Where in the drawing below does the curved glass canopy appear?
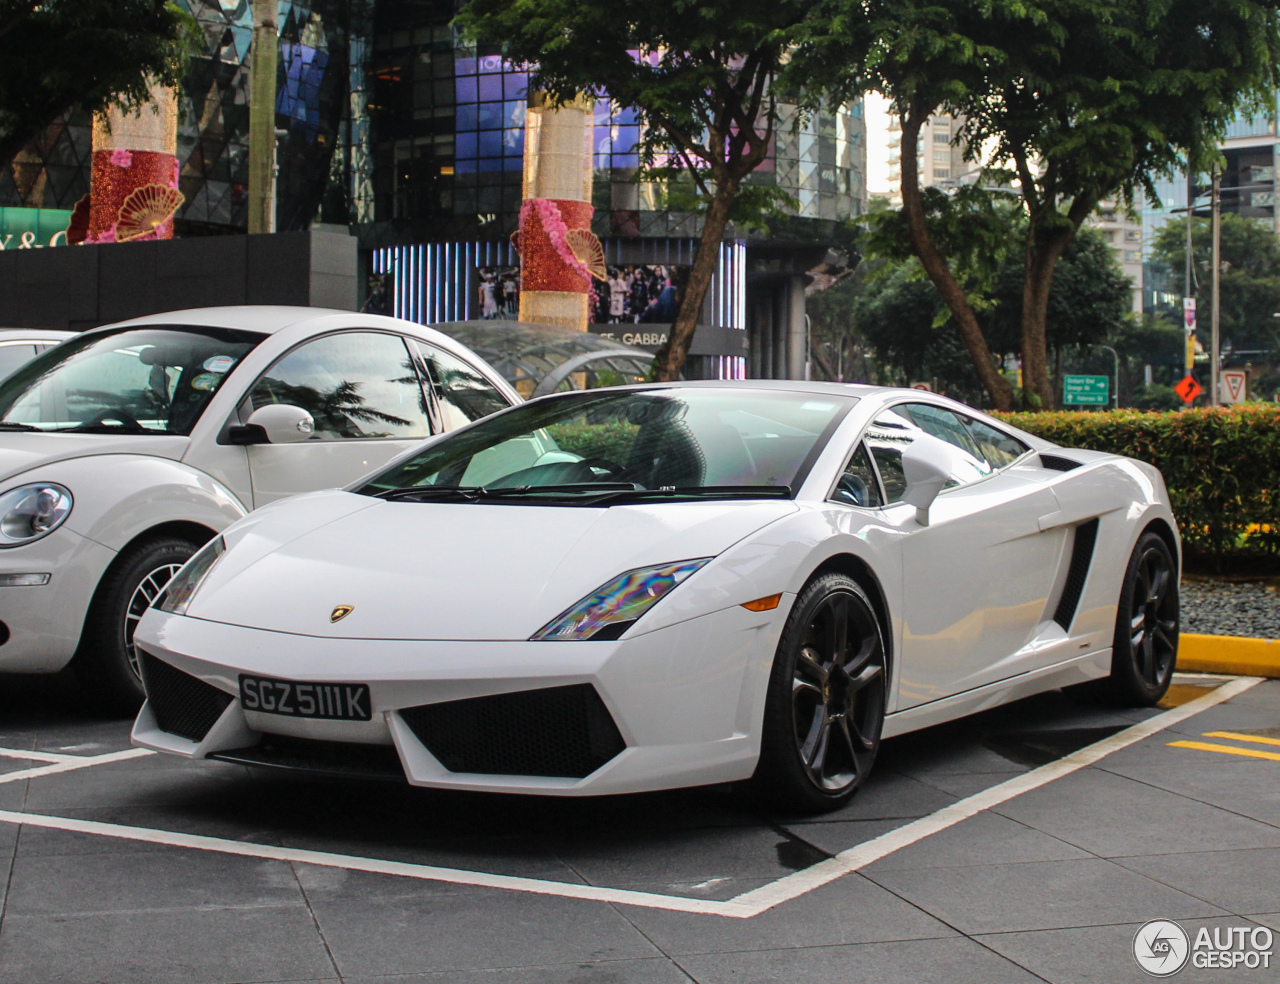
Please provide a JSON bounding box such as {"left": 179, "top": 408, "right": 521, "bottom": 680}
{"left": 430, "top": 320, "right": 654, "bottom": 399}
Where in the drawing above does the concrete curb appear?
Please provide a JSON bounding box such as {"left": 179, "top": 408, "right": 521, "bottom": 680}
{"left": 1178, "top": 632, "right": 1280, "bottom": 678}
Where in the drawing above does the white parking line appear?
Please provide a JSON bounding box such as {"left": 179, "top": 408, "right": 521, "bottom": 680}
{"left": 0, "top": 747, "right": 152, "bottom": 784}
{"left": 0, "top": 676, "right": 1260, "bottom": 918}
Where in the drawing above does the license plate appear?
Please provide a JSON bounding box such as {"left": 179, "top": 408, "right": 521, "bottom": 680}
{"left": 239, "top": 675, "right": 371, "bottom": 721}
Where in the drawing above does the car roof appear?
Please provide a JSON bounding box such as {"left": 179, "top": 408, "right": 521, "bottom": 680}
{"left": 559, "top": 378, "right": 928, "bottom": 402}
{"left": 0, "top": 328, "right": 75, "bottom": 340}
{"left": 108, "top": 306, "right": 400, "bottom": 335}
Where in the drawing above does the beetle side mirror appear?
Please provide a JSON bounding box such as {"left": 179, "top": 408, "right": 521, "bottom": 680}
{"left": 900, "top": 435, "right": 955, "bottom": 526}
{"left": 229, "top": 404, "right": 315, "bottom": 445}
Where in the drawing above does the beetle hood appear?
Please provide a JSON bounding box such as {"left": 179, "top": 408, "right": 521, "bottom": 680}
{"left": 0, "top": 434, "right": 189, "bottom": 485}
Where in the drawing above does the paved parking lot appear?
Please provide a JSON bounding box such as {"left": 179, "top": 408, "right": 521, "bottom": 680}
{"left": 0, "top": 672, "right": 1275, "bottom": 984}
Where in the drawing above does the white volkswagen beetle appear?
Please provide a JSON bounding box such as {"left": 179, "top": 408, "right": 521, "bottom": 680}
{"left": 131, "top": 382, "right": 1181, "bottom": 812}
{"left": 0, "top": 306, "right": 517, "bottom": 708}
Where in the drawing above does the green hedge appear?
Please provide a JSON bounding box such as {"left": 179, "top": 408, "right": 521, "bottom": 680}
{"left": 545, "top": 420, "right": 638, "bottom": 463}
{"left": 994, "top": 406, "right": 1280, "bottom": 560}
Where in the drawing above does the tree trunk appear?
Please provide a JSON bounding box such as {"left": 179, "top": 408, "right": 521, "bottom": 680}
{"left": 898, "top": 107, "right": 1013, "bottom": 410}
{"left": 653, "top": 172, "right": 739, "bottom": 381}
{"left": 1020, "top": 224, "right": 1074, "bottom": 409}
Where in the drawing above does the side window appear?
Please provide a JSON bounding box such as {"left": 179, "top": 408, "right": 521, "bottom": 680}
{"left": 864, "top": 404, "right": 991, "bottom": 503}
{"left": 960, "top": 414, "right": 1030, "bottom": 470}
{"left": 248, "top": 332, "right": 431, "bottom": 440}
{"left": 833, "top": 442, "right": 884, "bottom": 508}
{"left": 417, "top": 343, "right": 511, "bottom": 431}
{"left": 0, "top": 344, "right": 39, "bottom": 380}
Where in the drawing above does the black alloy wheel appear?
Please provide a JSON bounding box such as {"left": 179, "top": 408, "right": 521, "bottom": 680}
{"left": 1104, "top": 530, "right": 1179, "bottom": 706}
{"left": 752, "top": 573, "right": 887, "bottom": 813}
{"left": 74, "top": 535, "right": 200, "bottom": 714}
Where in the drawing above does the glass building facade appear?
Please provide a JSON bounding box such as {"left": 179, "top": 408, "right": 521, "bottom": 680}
{"left": 1141, "top": 95, "right": 1280, "bottom": 316}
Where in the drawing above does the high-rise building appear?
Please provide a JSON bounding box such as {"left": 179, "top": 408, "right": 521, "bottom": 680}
{"left": 1085, "top": 200, "right": 1145, "bottom": 314}
{"left": 884, "top": 112, "right": 975, "bottom": 203}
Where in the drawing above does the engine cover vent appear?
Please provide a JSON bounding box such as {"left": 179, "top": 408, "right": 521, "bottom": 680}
{"left": 139, "top": 651, "right": 233, "bottom": 743}
{"left": 1053, "top": 518, "right": 1100, "bottom": 630}
{"left": 1040, "top": 453, "right": 1082, "bottom": 472}
{"left": 400, "top": 684, "right": 626, "bottom": 779}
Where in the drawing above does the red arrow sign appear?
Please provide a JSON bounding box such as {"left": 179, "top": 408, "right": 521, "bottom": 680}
{"left": 1175, "top": 374, "right": 1203, "bottom": 404}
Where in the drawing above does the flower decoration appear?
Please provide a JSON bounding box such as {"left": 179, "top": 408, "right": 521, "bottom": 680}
{"left": 109, "top": 149, "right": 133, "bottom": 168}
{"left": 519, "top": 198, "right": 605, "bottom": 282}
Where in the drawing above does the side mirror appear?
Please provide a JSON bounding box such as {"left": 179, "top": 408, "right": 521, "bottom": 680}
{"left": 232, "top": 404, "right": 315, "bottom": 445}
{"left": 900, "top": 435, "right": 955, "bottom": 526}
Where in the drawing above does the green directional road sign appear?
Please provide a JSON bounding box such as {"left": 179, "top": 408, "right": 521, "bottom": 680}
{"left": 1063, "top": 374, "right": 1109, "bottom": 406}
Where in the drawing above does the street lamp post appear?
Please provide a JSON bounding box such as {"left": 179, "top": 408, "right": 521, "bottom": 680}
{"left": 1210, "top": 163, "right": 1222, "bottom": 406}
{"left": 1096, "top": 344, "right": 1120, "bottom": 408}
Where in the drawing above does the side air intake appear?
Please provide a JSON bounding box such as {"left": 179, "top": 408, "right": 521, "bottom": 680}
{"left": 139, "top": 651, "right": 233, "bottom": 743}
{"left": 1040, "top": 453, "right": 1082, "bottom": 472}
{"left": 1053, "top": 519, "right": 1100, "bottom": 630}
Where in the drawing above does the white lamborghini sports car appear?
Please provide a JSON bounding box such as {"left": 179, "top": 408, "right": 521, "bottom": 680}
{"left": 132, "top": 382, "right": 1180, "bottom": 811}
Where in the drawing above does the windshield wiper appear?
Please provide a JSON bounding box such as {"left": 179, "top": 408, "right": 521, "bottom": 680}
{"left": 0, "top": 422, "right": 39, "bottom": 431}
{"left": 62, "top": 422, "right": 154, "bottom": 435}
{"left": 372, "top": 483, "right": 639, "bottom": 502}
{"left": 574, "top": 485, "right": 793, "bottom": 506}
{"left": 373, "top": 485, "right": 486, "bottom": 501}
{"left": 481, "top": 483, "right": 639, "bottom": 498}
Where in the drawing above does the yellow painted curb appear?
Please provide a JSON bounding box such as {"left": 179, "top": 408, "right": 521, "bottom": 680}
{"left": 1177, "top": 633, "right": 1280, "bottom": 678}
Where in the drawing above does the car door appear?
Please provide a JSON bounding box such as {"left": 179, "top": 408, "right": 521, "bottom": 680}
{"left": 240, "top": 331, "right": 435, "bottom": 507}
{"left": 869, "top": 403, "right": 1069, "bottom": 708}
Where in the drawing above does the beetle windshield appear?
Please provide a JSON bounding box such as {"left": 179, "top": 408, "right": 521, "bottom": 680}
{"left": 0, "top": 325, "right": 264, "bottom": 435}
{"left": 360, "top": 387, "right": 855, "bottom": 502}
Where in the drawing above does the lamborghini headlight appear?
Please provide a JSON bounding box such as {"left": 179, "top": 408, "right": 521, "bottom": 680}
{"left": 156, "top": 536, "right": 225, "bottom": 616}
{"left": 532, "top": 558, "right": 712, "bottom": 641}
{"left": 0, "top": 483, "right": 72, "bottom": 547}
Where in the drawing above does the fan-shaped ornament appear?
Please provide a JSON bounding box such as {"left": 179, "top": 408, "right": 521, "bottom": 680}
{"left": 565, "top": 229, "right": 607, "bottom": 280}
{"left": 114, "top": 184, "right": 184, "bottom": 242}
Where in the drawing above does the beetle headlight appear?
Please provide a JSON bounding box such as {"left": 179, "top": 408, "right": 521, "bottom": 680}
{"left": 532, "top": 558, "right": 712, "bottom": 641}
{"left": 156, "top": 536, "right": 225, "bottom": 616}
{"left": 0, "top": 484, "right": 73, "bottom": 547}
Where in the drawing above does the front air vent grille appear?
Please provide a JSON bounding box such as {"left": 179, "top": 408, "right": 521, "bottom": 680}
{"left": 139, "top": 651, "right": 233, "bottom": 743}
{"left": 1040, "top": 453, "right": 1082, "bottom": 472}
{"left": 399, "top": 684, "right": 626, "bottom": 779}
{"left": 1053, "top": 518, "right": 1100, "bottom": 630}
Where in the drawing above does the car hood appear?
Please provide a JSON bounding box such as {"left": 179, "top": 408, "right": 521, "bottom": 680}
{"left": 0, "top": 433, "right": 188, "bottom": 484}
{"left": 186, "top": 490, "right": 797, "bottom": 640}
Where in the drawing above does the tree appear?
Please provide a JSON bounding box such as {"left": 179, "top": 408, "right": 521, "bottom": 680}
{"left": 0, "top": 1, "right": 201, "bottom": 171}
{"left": 456, "top": 0, "right": 810, "bottom": 379}
{"left": 841, "top": 215, "right": 1131, "bottom": 404}
{"left": 790, "top": 0, "right": 1280, "bottom": 409}
{"left": 1150, "top": 214, "right": 1280, "bottom": 357}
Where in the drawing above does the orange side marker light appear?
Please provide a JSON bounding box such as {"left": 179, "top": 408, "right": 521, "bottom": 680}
{"left": 741, "top": 593, "right": 782, "bottom": 612}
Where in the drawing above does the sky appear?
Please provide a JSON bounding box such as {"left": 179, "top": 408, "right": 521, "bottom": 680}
{"left": 864, "top": 92, "right": 892, "bottom": 195}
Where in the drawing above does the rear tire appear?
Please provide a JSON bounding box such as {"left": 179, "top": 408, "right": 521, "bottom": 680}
{"left": 1099, "top": 531, "right": 1179, "bottom": 706}
{"left": 750, "top": 573, "right": 887, "bottom": 814}
{"left": 74, "top": 535, "right": 200, "bottom": 715}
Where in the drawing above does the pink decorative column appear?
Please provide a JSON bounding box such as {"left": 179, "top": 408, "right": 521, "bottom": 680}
{"left": 73, "top": 84, "right": 183, "bottom": 245}
{"left": 516, "top": 92, "right": 604, "bottom": 330}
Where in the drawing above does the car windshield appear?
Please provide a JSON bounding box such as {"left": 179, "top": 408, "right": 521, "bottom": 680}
{"left": 0, "top": 325, "right": 264, "bottom": 435}
{"left": 360, "top": 387, "right": 855, "bottom": 503}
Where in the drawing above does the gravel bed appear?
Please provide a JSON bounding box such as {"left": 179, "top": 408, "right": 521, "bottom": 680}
{"left": 1180, "top": 579, "right": 1280, "bottom": 639}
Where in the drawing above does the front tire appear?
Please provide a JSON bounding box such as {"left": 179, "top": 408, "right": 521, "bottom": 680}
{"left": 751, "top": 573, "right": 887, "bottom": 813}
{"left": 74, "top": 535, "right": 200, "bottom": 714}
{"left": 1101, "top": 531, "right": 1179, "bottom": 706}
